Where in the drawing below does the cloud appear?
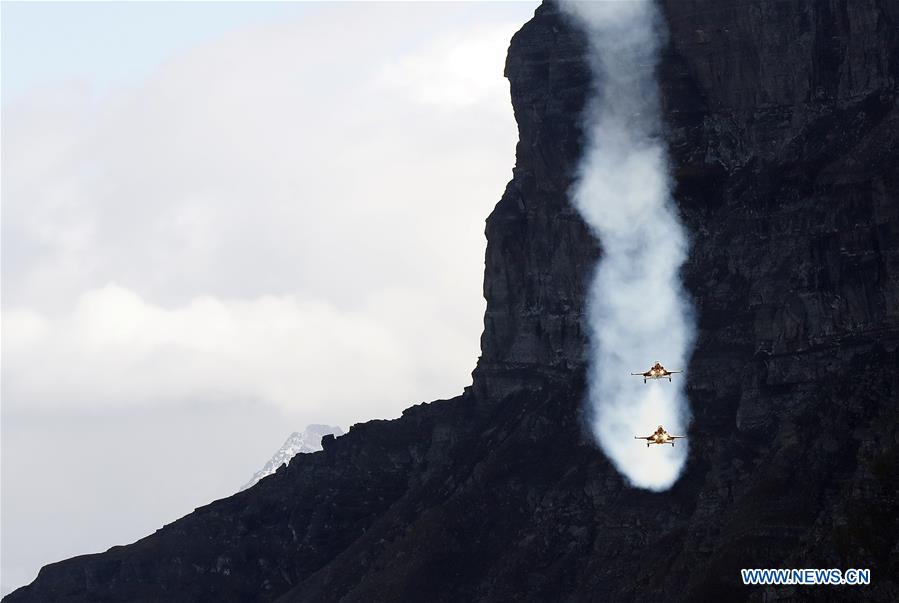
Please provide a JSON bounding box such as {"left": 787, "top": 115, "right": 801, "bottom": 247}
{"left": 2, "top": 7, "right": 531, "bottom": 422}
{"left": 3, "top": 284, "right": 450, "bottom": 422}
{"left": 379, "top": 23, "right": 518, "bottom": 109}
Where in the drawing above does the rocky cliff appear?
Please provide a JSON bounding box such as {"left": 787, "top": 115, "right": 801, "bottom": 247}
{"left": 7, "top": 1, "right": 898, "bottom": 601}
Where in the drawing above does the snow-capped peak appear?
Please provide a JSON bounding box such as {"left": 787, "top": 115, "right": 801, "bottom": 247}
{"left": 240, "top": 424, "right": 344, "bottom": 491}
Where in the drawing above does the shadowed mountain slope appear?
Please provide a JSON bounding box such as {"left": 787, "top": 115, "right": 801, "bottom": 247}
{"left": 7, "top": 1, "right": 898, "bottom": 601}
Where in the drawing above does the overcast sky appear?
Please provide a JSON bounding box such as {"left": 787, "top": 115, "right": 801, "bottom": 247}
{"left": 1, "top": 1, "right": 538, "bottom": 594}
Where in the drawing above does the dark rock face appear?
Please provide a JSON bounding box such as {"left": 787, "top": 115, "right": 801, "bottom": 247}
{"left": 7, "top": 1, "right": 898, "bottom": 601}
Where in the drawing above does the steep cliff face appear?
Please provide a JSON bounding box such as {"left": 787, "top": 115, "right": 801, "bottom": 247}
{"left": 7, "top": 1, "right": 898, "bottom": 602}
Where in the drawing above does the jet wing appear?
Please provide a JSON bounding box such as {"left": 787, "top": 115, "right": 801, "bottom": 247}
{"left": 634, "top": 435, "right": 653, "bottom": 440}
{"left": 668, "top": 435, "right": 686, "bottom": 439}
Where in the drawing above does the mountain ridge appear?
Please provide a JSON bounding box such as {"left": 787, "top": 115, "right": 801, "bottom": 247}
{"left": 240, "top": 425, "right": 344, "bottom": 492}
{"left": 6, "top": 1, "right": 898, "bottom": 601}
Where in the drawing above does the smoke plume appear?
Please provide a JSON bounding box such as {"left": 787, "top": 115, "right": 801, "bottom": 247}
{"left": 560, "top": 1, "right": 694, "bottom": 490}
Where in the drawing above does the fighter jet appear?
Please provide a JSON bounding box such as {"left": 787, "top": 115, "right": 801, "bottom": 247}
{"left": 635, "top": 425, "right": 685, "bottom": 448}
{"left": 631, "top": 361, "right": 682, "bottom": 383}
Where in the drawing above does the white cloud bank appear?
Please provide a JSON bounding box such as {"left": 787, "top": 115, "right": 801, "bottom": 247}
{"left": 4, "top": 284, "right": 435, "bottom": 418}
{"left": 2, "top": 5, "right": 532, "bottom": 425}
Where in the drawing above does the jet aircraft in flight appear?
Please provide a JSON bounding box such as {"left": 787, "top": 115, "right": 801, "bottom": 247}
{"left": 631, "top": 361, "right": 682, "bottom": 383}
{"left": 635, "top": 425, "right": 685, "bottom": 447}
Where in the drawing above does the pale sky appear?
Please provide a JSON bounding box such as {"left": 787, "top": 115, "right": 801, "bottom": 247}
{"left": 1, "top": 1, "right": 539, "bottom": 594}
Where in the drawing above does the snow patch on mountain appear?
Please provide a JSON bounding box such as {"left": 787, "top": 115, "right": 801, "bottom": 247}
{"left": 241, "top": 424, "right": 344, "bottom": 491}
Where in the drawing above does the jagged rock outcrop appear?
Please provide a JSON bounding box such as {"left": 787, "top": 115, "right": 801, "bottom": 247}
{"left": 7, "top": 1, "right": 898, "bottom": 601}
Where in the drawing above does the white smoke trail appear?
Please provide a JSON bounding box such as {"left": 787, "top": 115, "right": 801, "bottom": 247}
{"left": 559, "top": 1, "right": 694, "bottom": 490}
